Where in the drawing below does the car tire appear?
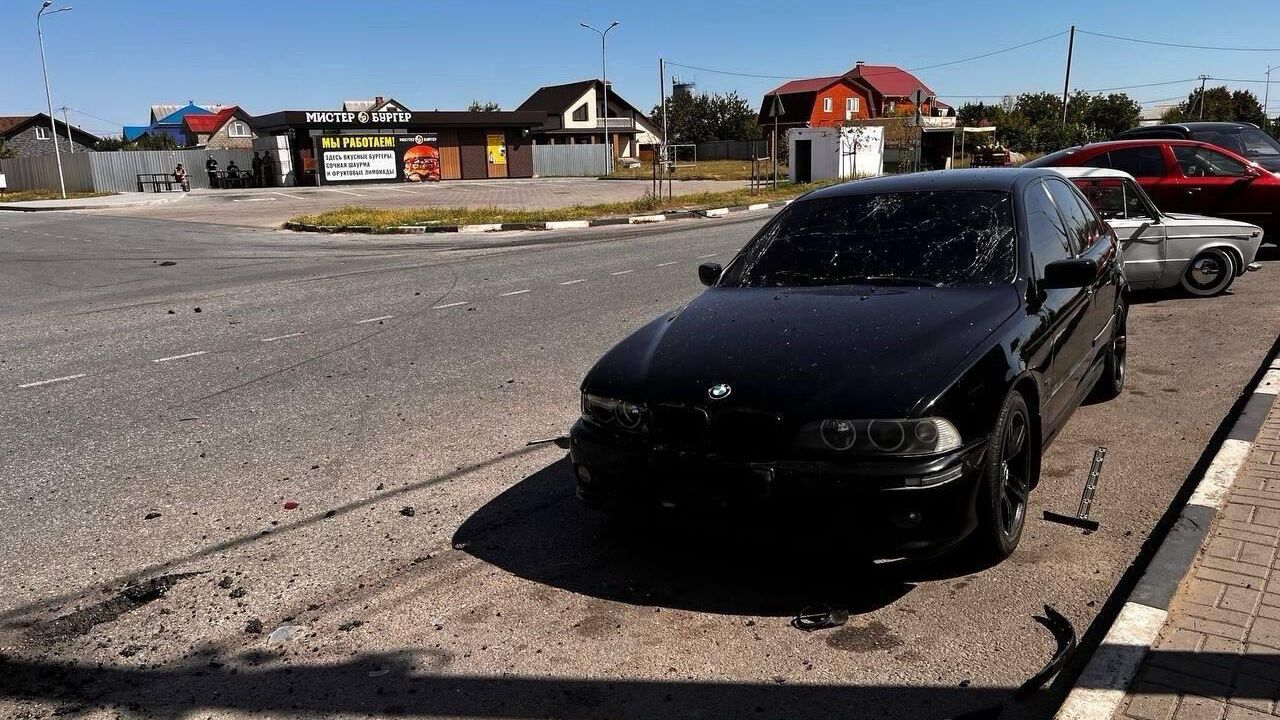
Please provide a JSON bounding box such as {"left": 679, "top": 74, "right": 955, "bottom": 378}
{"left": 1181, "top": 248, "right": 1235, "bottom": 297}
{"left": 1090, "top": 304, "right": 1127, "bottom": 402}
{"left": 972, "top": 390, "right": 1036, "bottom": 561}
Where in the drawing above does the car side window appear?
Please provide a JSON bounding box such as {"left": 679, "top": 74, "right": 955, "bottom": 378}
{"left": 1104, "top": 147, "right": 1167, "bottom": 177}
{"left": 1072, "top": 180, "right": 1125, "bottom": 220}
{"left": 1025, "top": 181, "right": 1074, "bottom": 276}
{"left": 1045, "top": 179, "right": 1091, "bottom": 252}
{"left": 1123, "top": 180, "right": 1157, "bottom": 220}
{"left": 1172, "top": 146, "right": 1248, "bottom": 177}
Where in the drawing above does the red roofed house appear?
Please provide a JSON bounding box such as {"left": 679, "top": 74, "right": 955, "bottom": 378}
{"left": 759, "top": 60, "right": 950, "bottom": 133}
{"left": 181, "top": 106, "right": 256, "bottom": 149}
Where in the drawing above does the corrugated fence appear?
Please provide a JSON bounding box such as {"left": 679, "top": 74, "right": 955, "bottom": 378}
{"left": 693, "top": 140, "right": 767, "bottom": 161}
{"left": 2, "top": 149, "right": 256, "bottom": 193}
{"left": 532, "top": 145, "right": 609, "bottom": 177}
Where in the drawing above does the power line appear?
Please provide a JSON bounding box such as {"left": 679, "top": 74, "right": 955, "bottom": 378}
{"left": 667, "top": 29, "right": 1068, "bottom": 83}
{"left": 64, "top": 107, "right": 126, "bottom": 129}
{"left": 1077, "top": 29, "right": 1280, "bottom": 53}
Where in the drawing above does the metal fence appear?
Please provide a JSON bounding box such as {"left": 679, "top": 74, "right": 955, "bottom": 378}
{"left": 532, "top": 145, "right": 609, "bottom": 177}
{"left": 1, "top": 148, "right": 257, "bottom": 193}
{"left": 692, "top": 140, "right": 767, "bottom": 161}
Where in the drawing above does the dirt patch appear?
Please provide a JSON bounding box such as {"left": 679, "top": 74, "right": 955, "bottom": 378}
{"left": 31, "top": 572, "right": 203, "bottom": 641}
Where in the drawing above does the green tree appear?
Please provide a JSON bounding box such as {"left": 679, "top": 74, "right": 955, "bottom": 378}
{"left": 467, "top": 100, "right": 501, "bottom": 112}
{"left": 1169, "top": 86, "right": 1235, "bottom": 122}
{"left": 130, "top": 133, "right": 180, "bottom": 151}
{"left": 1230, "top": 90, "right": 1267, "bottom": 126}
{"left": 94, "top": 135, "right": 128, "bottom": 151}
{"left": 652, "top": 90, "right": 761, "bottom": 144}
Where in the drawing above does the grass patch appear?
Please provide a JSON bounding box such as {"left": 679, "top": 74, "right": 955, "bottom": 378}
{"left": 605, "top": 159, "right": 786, "bottom": 181}
{"left": 292, "top": 181, "right": 834, "bottom": 229}
{"left": 0, "top": 189, "right": 113, "bottom": 203}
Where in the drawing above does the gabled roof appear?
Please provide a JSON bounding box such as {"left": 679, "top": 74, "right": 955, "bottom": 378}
{"left": 517, "top": 80, "right": 597, "bottom": 114}
{"left": 766, "top": 76, "right": 847, "bottom": 96}
{"left": 156, "top": 102, "right": 214, "bottom": 126}
{"left": 0, "top": 113, "right": 102, "bottom": 144}
{"left": 342, "top": 98, "right": 408, "bottom": 113}
{"left": 845, "top": 64, "right": 934, "bottom": 99}
{"left": 150, "top": 102, "right": 225, "bottom": 125}
{"left": 182, "top": 106, "right": 250, "bottom": 134}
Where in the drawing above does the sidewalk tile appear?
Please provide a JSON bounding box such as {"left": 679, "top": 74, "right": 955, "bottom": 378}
{"left": 1183, "top": 602, "right": 1252, "bottom": 630}
{"left": 1190, "top": 579, "right": 1228, "bottom": 606}
{"left": 1199, "top": 635, "right": 1245, "bottom": 670}
{"left": 1247, "top": 617, "right": 1280, "bottom": 647}
{"left": 1174, "top": 696, "right": 1227, "bottom": 720}
{"left": 1125, "top": 683, "right": 1180, "bottom": 720}
{"left": 1238, "top": 542, "right": 1275, "bottom": 567}
{"left": 1199, "top": 556, "right": 1270, "bottom": 580}
{"left": 1223, "top": 706, "right": 1274, "bottom": 720}
{"left": 1220, "top": 587, "right": 1262, "bottom": 614}
{"left": 1198, "top": 567, "right": 1265, "bottom": 590}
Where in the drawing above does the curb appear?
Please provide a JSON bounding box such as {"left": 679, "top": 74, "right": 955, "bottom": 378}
{"left": 282, "top": 200, "right": 792, "bottom": 235}
{"left": 0, "top": 193, "right": 187, "bottom": 213}
{"left": 1054, "top": 347, "right": 1280, "bottom": 720}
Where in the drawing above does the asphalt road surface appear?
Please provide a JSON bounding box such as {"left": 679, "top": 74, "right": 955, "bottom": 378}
{"left": 1, "top": 209, "right": 1278, "bottom": 720}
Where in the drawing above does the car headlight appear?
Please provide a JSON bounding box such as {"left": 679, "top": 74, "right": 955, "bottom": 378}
{"left": 798, "top": 418, "right": 961, "bottom": 456}
{"left": 581, "top": 393, "right": 648, "bottom": 432}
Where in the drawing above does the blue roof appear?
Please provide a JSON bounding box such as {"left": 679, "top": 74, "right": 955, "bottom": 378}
{"left": 123, "top": 126, "right": 149, "bottom": 141}
{"left": 156, "top": 102, "right": 212, "bottom": 127}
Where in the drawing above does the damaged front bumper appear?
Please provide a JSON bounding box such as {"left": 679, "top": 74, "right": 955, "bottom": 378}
{"left": 568, "top": 419, "right": 988, "bottom": 558}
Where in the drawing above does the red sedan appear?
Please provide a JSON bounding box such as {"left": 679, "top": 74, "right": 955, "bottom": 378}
{"left": 1027, "top": 139, "right": 1279, "bottom": 240}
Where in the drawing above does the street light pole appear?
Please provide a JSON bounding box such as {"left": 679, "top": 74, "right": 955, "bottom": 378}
{"left": 37, "top": 0, "right": 72, "bottom": 199}
{"left": 580, "top": 20, "right": 618, "bottom": 176}
{"left": 1265, "top": 66, "right": 1274, "bottom": 130}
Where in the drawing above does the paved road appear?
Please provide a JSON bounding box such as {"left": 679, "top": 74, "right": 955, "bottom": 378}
{"left": 86, "top": 177, "right": 752, "bottom": 228}
{"left": 1, "top": 209, "right": 1278, "bottom": 720}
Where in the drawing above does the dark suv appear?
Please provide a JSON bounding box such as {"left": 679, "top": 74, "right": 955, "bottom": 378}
{"left": 1117, "top": 122, "right": 1280, "bottom": 173}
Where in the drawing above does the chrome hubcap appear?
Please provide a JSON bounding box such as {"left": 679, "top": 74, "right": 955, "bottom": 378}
{"left": 1190, "top": 257, "right": 1224, "bottom": 286}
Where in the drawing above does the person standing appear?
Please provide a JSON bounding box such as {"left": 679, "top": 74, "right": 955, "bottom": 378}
{"left": 261, "top": 151, "right": 275, "bottom": 188}
{"left": 173, "top": 163, "right": 189, "bottom": 192}
{"left": 251, "top": 151, "right": 264, "bottom": 188}
{"left": 205, "top": 154, "right": 219, "bottom": 189}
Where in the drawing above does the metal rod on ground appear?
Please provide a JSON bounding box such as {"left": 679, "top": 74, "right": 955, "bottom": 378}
{"left": 1060, "top": 25, "right": 1075, "bottom": 126}
{"left": 1043, "top": 446, "right": 1107, "bottom": 533}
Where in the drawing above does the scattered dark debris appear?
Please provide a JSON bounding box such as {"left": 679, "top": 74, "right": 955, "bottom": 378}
{"left": 310, "top": 464, "right": 320, "bottom": 470}
{"left": 52, "top": 704, "right": 86, "bottom": 716}
{"left": 244, "top": 618, "right": 264, "bottom": 634}
{"left": 958, "top": 679, "right": 971, "bottom": 687}
{"left": 399, "top": 506, "right": 416, "bottom": 517}
{"left": 217, "top": 576, "right": 234, "bottom": 589}
{"left": 119, "top": 644, "right": 143, "bottom": 657}
{"left": 193, "top": 307, "right": 202, "bottom": 313}
{"left": 229, "top": 587, "right": 247, "bottom": 599}
{"left": 283, "top": 500, "right": 299, "bottom": 510}
{"left": 143, "top": 512, "right": 161, "bottom": 520}
{"left": 33, "top": 572, "right": 203, "bottom": 640}
{"left": 414, "top": 292, "right": 421, "bottom": 296}
{"left": 375, "top": 483, "right": 385, "bottom": 491}
{"left": 156, "top": 261, "right": 176, "bottom": 267}
{"left": 338, "top": 620, "right": 364, "bottom": 632}
{"left": 323, "top": 510, "right": 336, "bottom": 519}
{"left": 825, "top": 621, "right": 902, "bottom": 652}
{"left": 178, "top": 417, "right": 200, "bottom": 422}
{"left": 167, "top": 309, "right": 175, "bottom": 314}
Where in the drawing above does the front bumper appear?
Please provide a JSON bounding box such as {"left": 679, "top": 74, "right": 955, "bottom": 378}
{"left": 568, "top": 419, "right": 988, "bottom": 558}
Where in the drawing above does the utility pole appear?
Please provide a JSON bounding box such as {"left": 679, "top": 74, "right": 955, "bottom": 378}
{"left": 657, "top": 57, "right": 665, "bottom": 198}
{"left": 1060, "top": 25, "right": 1075, "bottom": 126}
{"left": 1197, "top": 75, "right": 1210, "bottom": 120}
{"left": 579, "top": 21, "right": 619, "bottom": 176}
{"left": 1265, "top": 66, "right": 1273, "bottom": 130}
{"left": 37, "top": 0, "right": 73, "bottom": 199}
{"left": 60, "top": 106, "right": 74, "bottom": 153}
{"left": 772, "top": 93, "right": 779, "bottom": 190}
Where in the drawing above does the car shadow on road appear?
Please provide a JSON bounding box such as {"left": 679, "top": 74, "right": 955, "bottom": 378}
{"left": 453, "top": 456, "right": 991, "bottom": 618}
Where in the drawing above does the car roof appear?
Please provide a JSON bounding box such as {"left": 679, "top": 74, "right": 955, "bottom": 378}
{"left": 1121, "top": 121, "right": 1259, "bottom": 133}
{"left": 1050, "top": 167, "right": 1136, "bottom": 181}
{"left": 801, "top": 168, "right": 1056, "bottom": 199}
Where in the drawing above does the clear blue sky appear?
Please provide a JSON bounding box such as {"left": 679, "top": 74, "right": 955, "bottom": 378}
{"left": 3, "top": 0, "right": 1279, "bottom": 137}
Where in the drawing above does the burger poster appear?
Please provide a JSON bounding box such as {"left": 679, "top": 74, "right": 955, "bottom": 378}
{"left": 317, "top": 134, "right": 440, "bottom": 184}
{"left": 397, "top": 134, "right": 441, "bottom": 183}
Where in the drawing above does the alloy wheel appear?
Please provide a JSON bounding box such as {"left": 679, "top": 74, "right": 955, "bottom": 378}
{"left": 998, "top": 410, "right": 1031, "bottom": 540}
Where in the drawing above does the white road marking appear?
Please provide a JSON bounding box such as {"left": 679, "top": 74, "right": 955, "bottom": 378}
{"left": 697, "top": 253, "right": 718, "bottom": 258}
{"left": 152, "top": 351, "right": 207, "bottom": 363}
{"left": 1055, "top": 602, "right": 1168, "bottom": 720}
{"left": 499, "top": 289, "right": 531, "bottom": 297}
{"left": 559, "top": 279, "right": 586, "bottom": 285}
{"left": 378, "top": 188, "right": 418, "bottom": 195}
{"left": 355, "top": 315, "right": 395, "bottom": 324}
{"left": 431, "top": 301, "right": 470, "bottom": 309}
{"left": 232, "top": 198, "right": 275, "bottom": 203}
{"left": 261, "top": 331, "right": 307, "bottom": 342}
{"left": 610, "top": 270, "right": 634, "bottom": 276}
{"left": 18, "top": 373, "right": 86, "bottom": 389}
{"left": 324, "top": 189, "right": 364, "bottom": 197}
{"left": 271, "top": 191, "right": 307, "bottom": 200}
{"left": 656, "top": 261, "right": 678, "bottom": 267}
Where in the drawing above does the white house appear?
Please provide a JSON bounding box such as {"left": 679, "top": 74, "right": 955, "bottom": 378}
{"left": 517, "top": 79, "right": 659, "bottom": 159}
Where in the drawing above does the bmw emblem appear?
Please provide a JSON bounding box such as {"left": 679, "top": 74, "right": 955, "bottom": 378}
{"left": 707, "top": 383, "right": 732, "bottom": 400}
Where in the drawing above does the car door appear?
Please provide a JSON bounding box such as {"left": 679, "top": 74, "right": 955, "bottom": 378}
{"left": 1071, "top": 176, "right": 1166, "bottom": 287}
{"left": 1091, "top": 144, "right": 1177, "bottom": 209}
{"left": 1168, "top": 145, "right": 1274, "bottom": 229}
{"left": 1024, "top": 180, "right": 1091, "bottom": 427}
{"left": 1045, "top": 178, "right": 1113, "bottom": 403}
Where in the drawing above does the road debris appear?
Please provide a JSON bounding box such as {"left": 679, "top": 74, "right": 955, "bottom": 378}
{"left": 526, "top": 435, "right": 571, "bottom": 449}
{"left": 283, "top": 500, "right": 300, "bottom": 510}
{"left": 1044, "top": 447, "right": 1107, "bottom": 533}
{"left": 143, "top": 512, "right": 161, "bottom": 520}
{"left": 156, "top": 261, "right": 176, "bottom": 267}
{"left": 400, "top": 506, "right": 415, "bottom": 517}
{"left": 338, "top": 620, "right": 364, "bottom": 631}
{"left": 1014, "top": 605, "right": 1077, "bottom": 699}
{"left": 244, "top": 618, "right": 263, "bottom": 634}
{"left": 791, "top": 606, "right": 850, "bottom": 632}
{"left": 267, "top": 625, "right": 302, "bottom": 645}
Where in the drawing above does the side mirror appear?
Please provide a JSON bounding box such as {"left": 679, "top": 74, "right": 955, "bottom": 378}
{"left": 698, "top": 262, "right": 723, "bottom": 287}
{"left": 1043, "top": 258, "right": 1098, "bottom": 289}
{"left": 1241, "top": 165, "right": 1261, "bottom": 181}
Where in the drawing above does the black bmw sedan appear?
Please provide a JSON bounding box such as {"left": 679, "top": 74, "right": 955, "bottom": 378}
{"left": 569, "top": 169, "right": 1127, "bottom": 561}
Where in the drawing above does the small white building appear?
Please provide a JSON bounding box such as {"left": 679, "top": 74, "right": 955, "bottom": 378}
{"left": 788, "top": 126, "right": 885, "bottom": 183}
{"left": 517, "top": 79, "right": 660, "bottom": 159}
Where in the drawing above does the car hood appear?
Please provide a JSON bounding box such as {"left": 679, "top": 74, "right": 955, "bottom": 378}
{"left": 1161, "top": 213, "right": 1264, "bottom": 234}
{"left": 584, "top": 284, "right": 1021, "bottom": 420}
